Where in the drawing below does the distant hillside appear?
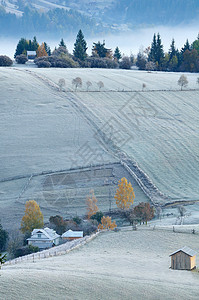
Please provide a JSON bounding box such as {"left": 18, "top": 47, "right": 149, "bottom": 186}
{"left": 103, "top": 0, "right": 199, "bottom": 26}
{"left": 0, "top": 0, "right": 198, "bottom": 37}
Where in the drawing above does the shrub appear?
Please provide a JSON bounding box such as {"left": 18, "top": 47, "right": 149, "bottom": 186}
{"left": 119, "top": 56, "right": 131, "bottom": 69}
{"left": 90, "top": 211, "right": 104, "bottom": 223}
{"left": 0, "top": 55, "right": 13, "bottom": 66}
{"left": 15, "top": 245, "right": 39, "bottom": 258}
{"left": 85, "top": 57, "right": 118, "bottom": 69}
{"left": 35, "top": 55, "right": 78, "bottom": 68}
{"left": 15, "top": 54, "right": 28, "bottom": 64}
{"left": 37, "top": 60, "right": 51, "bottom": 68}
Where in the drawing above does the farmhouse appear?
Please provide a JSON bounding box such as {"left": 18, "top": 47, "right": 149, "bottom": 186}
{"left": 27, "top": 227, "right": 60, "bottom": 249}
{"left": 62, "top": 229, "right": 83, "bottom": 240}
{"left": 170, "top": 246, "right": 197, "bottom": 270}
{"left": 27, "top": 51, "right": 36, "bottom": 60}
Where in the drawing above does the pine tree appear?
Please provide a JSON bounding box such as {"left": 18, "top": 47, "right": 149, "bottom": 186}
{"left": 92, "top": 41, "right": 111, "bottom": 58}
{"left": 32, "top": 36, "right": 39, "bottom": 51}
{"left": 169, "top": 39, "right": 177, "bottom": 59}
{"left": 59, "top": 38, "right": 66, "bottom": 48}
{"left": 73, "top": 29, "right": 87, "bottom": 61}
{"left": 148, "top": 34, "right": 157, "bottom": 62}
{"left": 114, "top": 46, "right": 122, "bottom": 61}
{"left": 14, "top": 38, "right": 28, "bottom": 58}
{"left": 156, "top": 33, "right": 164, "bottom": 68}
{"left": 44, "top": 42, "right": 51, "bottom": 56}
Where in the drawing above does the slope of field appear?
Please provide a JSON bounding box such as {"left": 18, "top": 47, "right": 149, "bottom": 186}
{"left": 1, "top": 229, "right": 199, "bottom": 299}
{"left": 1, "top": 67, "right": 199, "bottom": 228}
{"left": 32, "top": 68, "right": 199, "bottom": 202}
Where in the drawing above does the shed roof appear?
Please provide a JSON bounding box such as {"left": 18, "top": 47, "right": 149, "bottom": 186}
{"left": 170, "top": 246, "right": 197, "bottom": 257}
{"left": 27, "top": 51, "right": 36, "bottom": 55}
{"left": 62, "top": 229, "right": 83, "bottom": 238}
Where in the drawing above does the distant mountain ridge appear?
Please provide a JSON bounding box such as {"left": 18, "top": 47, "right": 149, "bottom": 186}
{"left": 0, "top": 0, "right": 198, "bottom": 37}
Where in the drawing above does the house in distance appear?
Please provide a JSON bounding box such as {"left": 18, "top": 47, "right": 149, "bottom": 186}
{"left": 62, "top": 229, "right": 83, "bottom": 241}
{"left": 27, "top": 227, "right": 60, "bottom": 250}
{"left": 170, "top": 246, "right": 197, "bottom": 270}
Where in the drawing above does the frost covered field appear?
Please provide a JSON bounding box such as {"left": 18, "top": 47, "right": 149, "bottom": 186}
{"left": 1, "top": 229, "right": 199, "bottom": 300}
{"left": 0, "top": 67, "right": 199, "bottom": 228}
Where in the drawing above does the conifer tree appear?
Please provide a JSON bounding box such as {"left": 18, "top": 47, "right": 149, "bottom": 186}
{"left": 32, "top": 36, "right": 39, "bottom": 51}
{"left": 156, "top": 33, "right": 164, "bottom": 67}
{"left": 114, "top": 46, "right": 122, "bottom": 61}
{"left": 148, "top": 34, "right": 157, "bottom": 62}
{"left": 59, "top": 38, "right": 66, "bottom": 48}
{"left": 44, "top": 42, "right": 51, "bottom": 56}
{"left": 73, "top": 29, "right": 87, "bottom": 61}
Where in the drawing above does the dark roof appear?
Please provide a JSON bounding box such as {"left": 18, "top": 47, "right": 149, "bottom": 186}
{"left": 170, "top": 246, "right": 197, "bottom": 257}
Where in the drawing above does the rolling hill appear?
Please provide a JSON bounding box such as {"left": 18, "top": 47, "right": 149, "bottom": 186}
{"left": 0, "top": 67, "right": 199, "bottom": 229}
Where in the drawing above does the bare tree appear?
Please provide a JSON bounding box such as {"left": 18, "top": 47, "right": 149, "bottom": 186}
{"left": 178, "top": 205, "right": 186, "bottom": 217}
{"left": 178, "top": 74, "right": 188, "bottom": 90}
{"left": 156, "top": 205, "right": 162, "bottom": 220}
{"left": 97, "top": 81, "right": 104, "bottom": 91}
{"left": 86, "top": 81, "right": 92, "bottom": 91}
{"left": 197, "top": 77, "right": 199, "bottom": 87}
{"left": 7, "top": 230, "right": 24, "bottom": 258}
{"left": 142, "top": 83, "right": 146, "bottom": 91}
{"left": 145, "top": 61, "right": 156, "bottom": 72}
{"left": 72, "top": 77, "right": 82, "bottom": 91}
{"left": 58, "top": 78, "right": 66, "bottom": 91}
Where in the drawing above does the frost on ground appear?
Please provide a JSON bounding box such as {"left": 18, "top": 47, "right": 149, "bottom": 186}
{"left": 1, "top": 67, "right": 199, "bottom": 229}
{"left": 1, "top": 229, "right": 199, "bottom": 300}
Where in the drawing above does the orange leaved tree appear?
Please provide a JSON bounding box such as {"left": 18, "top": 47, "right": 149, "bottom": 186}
{"left": 98, "top": 216, "right": 117, "bottom": 230}
{"left": 36, "top": 43, "right": 48, "bottom": 57}
{"left": 114, "top": 177, "right": 135, "bottom": 210}
{"left": 21, "top": 200, "right": 44, "bottom": 234}
{"left": 86, "top": 190, "right": 99, "bottom": 219}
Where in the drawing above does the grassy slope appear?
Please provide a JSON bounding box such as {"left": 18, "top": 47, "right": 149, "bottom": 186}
{"left": 1, "top": 229, "right": 199, "bottom": 299}
{"left": 34, "top": 68, "right": 199, "bottom": 202}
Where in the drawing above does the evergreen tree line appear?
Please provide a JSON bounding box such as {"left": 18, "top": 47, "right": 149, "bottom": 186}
{"left": 13, "top": 31, "right": 199, "bottom": 73}
{"left": 136, "top": 33, "right": 199, "bottom": 73}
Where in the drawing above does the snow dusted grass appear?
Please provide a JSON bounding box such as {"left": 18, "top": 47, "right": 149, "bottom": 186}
{"left": 1, "top": 229, "right": 199, "bottom": 299}
{"left": 1, "top": 67, "right": 199, "bottom": 229}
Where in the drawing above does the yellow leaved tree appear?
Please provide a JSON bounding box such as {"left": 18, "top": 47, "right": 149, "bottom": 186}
{"left": 98, "top": 216, "right": 117, "bottom": 230}
{"left": 86, "top": 190, "right": 99, "bottom": 219}
{"left": 21, "top": 200, "right": 44, "bottom": 234}
{"left": 114, "top": 177, "right": 135, "bottom": 210}
{"left": 36, "top": 42, "right": 48, "bottom": 57}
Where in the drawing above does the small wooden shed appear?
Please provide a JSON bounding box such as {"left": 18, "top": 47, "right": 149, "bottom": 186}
{"left": 27, "top": 51, "right": 36, "bottom": 60}
{"left": 170, "top": 246, "right": 197, "bottom": 270}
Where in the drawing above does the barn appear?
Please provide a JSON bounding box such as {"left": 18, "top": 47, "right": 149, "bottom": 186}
{"left": 170, "top": 246, "right": 197, "bottom": 270}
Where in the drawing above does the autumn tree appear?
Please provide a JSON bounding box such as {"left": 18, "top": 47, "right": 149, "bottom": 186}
{"left": 37, "top": 42, "right": 48, "bottom": 57}
{"left": 86, "top": 190, "right": 99, "bottom": 219}
{"left": 98, "top": 216, "right": 117, "bottom": 230}
{"left": 21, "top": 200, "right": 44, "bottom": 234}
{"left": 178, "top": 74, "right": 188, "bottom": 90}
{"left": 133, "top": 202, "right": 154, "bottom": 225}
{"left": 114, "top": 177, "right": 135, "bottom": 210}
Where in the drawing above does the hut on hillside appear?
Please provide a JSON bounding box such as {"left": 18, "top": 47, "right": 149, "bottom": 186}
{"left": 170, "top": 246, "right": 196, "bottom": 270}
{"left": 27, "top": 51, "right": 36, "bottom": 60}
